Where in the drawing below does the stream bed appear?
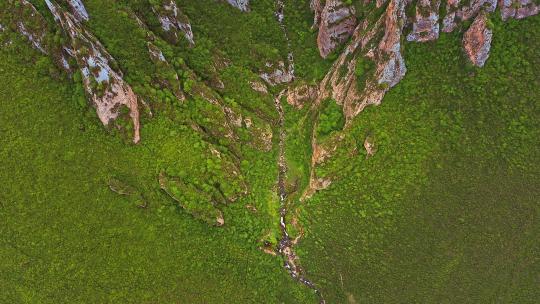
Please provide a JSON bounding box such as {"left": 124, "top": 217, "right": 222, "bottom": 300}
{"left": 274, "top": 90, "right": 325, "bottom": 304}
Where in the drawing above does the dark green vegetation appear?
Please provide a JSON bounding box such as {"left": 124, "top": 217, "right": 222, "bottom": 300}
{"left": 1, "top": 0, "right": 539, "bottom": 303}
{"left": 299, "top": 15, "right": 540, "bottom": 303}
{"left": 316, "top": 99, "right": 345, "bottom": 138}
{"left": 0, "top": 0, "right": 318, "bottom": 303}
{"left": 0, "top": 32, "right": 317, "bottom": 304}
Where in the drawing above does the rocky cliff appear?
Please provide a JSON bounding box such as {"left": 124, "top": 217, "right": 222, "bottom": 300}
{"left": 3, "top": 0, "right": 538, "bottom": 224}
{"left": 46, "top": 0, "right": 141, "bottom": 143}
{"left": 311, "top": 0, "right": 358, "bottom": 58}
{"left": 303, "top": 0, "right": 539, "bottom": 196}
{"left": 312, "top": 0, "right": 538, "bottom": 122}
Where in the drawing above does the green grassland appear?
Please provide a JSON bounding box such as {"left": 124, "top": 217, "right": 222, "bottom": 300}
{"left": 0, "top": 0, "right": 539, "bottom": 303}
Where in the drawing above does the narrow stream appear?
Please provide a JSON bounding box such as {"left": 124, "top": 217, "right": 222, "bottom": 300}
{"left": 274, "top": 90, "right": 325, "bottom": 303}
{"left": 271, "top": 3, "right": 325, "bottom": 302}
{"left": 275, "top": 0, "right": 295, "bottom": 79}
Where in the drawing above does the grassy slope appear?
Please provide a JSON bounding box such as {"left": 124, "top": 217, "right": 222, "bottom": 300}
{"left": 1, "top": 0, "right": 539, "bottom": 303}
{"left": 298, "top": 16, "right": 540, "bottom": 303}
{"left": 0, "top": 30, "right": 316, "bottom": 304}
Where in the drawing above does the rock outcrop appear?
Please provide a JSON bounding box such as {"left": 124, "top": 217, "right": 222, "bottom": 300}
{"left": 12, "top": 0, "right": 49, "bottom": 54}
{"left": 249, "top": 81, "right": 268, "bottom": 94}
{"left": 463, "top": 13, "right": 493, "bottom": 67}
{"left": 364, "top": 136, "right": 376, "bottom": 158}
{"left": 442, "top": 0, "right": 497, "bottom": 32}
{"left": 312, "top": 0, "right": 357, "bottom": 58}
{"left": 305, "top": 0, "right": 540, "bottom": 198}
{"left": 65, "top": 0, "right": 89, "bottom": 22}
{"left": 226, "top": 0, "right": 250, "bottom": 12}
{"left": 260, "top": 60, "right": 294, "bottom": 85}
{"left": 500, "top": 0, "right": 540, "bottom": 20}
{"left": 147, "top": 42, "right": 186, "bottom": 101}
{"left": 46, "top": 0, "right": 141, "bottom": 143}
{"left": 310, "top": 0, "right": 323, "bottom": 29}
{"left": 407, "top": 0, "right": 440, "bottom": 42}
{"left": 152, "top": 0, "right": 194, "bottom": 46}
{"left": 317, "top": 0, "right": 407, "bottom": 121}
{"left": 287, "top": 84, "right": 318, "bottom": 109}
{"left": 313, "top": 0, "right": 539, "bottom": 122}
{"left": 5, "top": 0, "right": 72, "bottom": 71}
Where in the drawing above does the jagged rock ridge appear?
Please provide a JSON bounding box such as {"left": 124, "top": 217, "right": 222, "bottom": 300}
{"left": 46, "top": 0, "right": 141, "bottom": 143}
{"left": 311, "top": 0, "right": 358, "bottom": 58}
{"left": 463, "top": 12, "right": 493, "bottom": 67}
{"left": 303, "top": 0, "right": 539, "bottom": 197}
{"left": 152, "top": 0, "right": 195, "bottom": 46}
{"left": 65, "top": 0, "right": 90, "bottom": 22}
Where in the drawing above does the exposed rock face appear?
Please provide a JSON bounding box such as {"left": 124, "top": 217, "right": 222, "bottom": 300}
{"left": 301, "top": 134, "right": 342, "bottom": 200}
{"left": 6, "top": 0, "right": 72, "bottom": 71}
{"left": 226, "top": 0, "right": 250, "bottom": 12}
{"left": 463, "top": 13, "right": 493, "bottom": 67}
{"left": 442, "top": 0, "right": 461, "bottom": 32}
{"left": 152, "top": 0, "right": 194, "bottom": 46}
{"left": 458, "top": 0, "right": 497, "bottom": 21}
{"left": 249, "top": 81, "right": 268, "bottom": 94}
{"left": 260, "top": 61, "right": 294, "bottom": 85}
{"left": 442, "top": 0, "right": 497, "bottom": 32}
{"left": 304, "top": 0, "right": 539, "bottom": 198}
{"left": 46, "top": 0, "right": 141, "bottom": 143}
{"left": 364, "top": 136, "right": 376, "bottom": 158}
{"left": 317, "top": 0, "right": 407, "bottom": 121}
{"left": 500, "top": 0, "right": 540, "bottom": 20}
{"left": 407, "top": 0, "right": 440, "bottom": 42}
{"left": 314, "top": 0, "right": 539, "bottom": 122}
{"left": 287, "top": 84, "right": 318, "bottom": 109}
{"left": 313, "top": 0, "right": 357, "bottom": 58}
{"left": 65, "top": 0, "right": 89, "bottom": 22}
{"left": 13, "top": 0, "right": 48, "bottom": 54}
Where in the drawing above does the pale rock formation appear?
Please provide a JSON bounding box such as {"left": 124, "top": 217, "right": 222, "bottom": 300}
{"left": 463, "top": 13, "right": 493, "bottom": 67}
{"left": 260, "top": 61, "right": 294, "bottom": 85}
{"left": 65, "top": 0, "right": 89, "bottom": 22}
{"left": 7, "top": 1, "right": 72, "bottom": 71}
{"left": 153, "top": 0, "right": 194, "bottom": 46}
{"left": 226, "top": 0, "right": 250, "bottom": 12}
{"left": 147, "top": 42, "right": 166, "bottom": 63}
{"left": 46, "top": 0, "right": 141, "bottom": 143}
{"left": 313, "top": 0, "right": 357, "bottom": 58}
{"left": 301, "top": 134, "right": 343, "bottom": 200}
{"left": 364, "top": 136, "right": 376, "bottom": 158}
{"left": 458, "top": 0, "right": 497, "bottom": 21}
{"left": 147, "top": 42, "right": 185, "bottom": 101}
{"left": 317, "top": 0, "right": 407, "bottom": 121}
{"left": 249, "top": 81, "right": 268, "bottom": 94}
{"left": 442, "top": 0, "right": 497, "bottom": 32}
{"left": 407, "top": 0, "right": 440, "bottom": 42}
{"left": 14, "top": 0, "right": 48, "bottom": 53}
{"left": 442, "top": 0, "right": 461, "bottom": 32}
{"left": 500, "top": 0, "right": 540, "bottom": 20}
{"left": 310, "top": 0, "right": 323, "bottom": 29}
